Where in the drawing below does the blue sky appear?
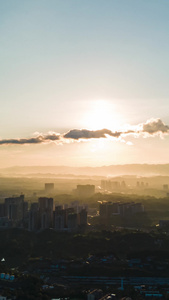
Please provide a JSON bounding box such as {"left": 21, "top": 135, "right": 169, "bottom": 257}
{"left": 0, "top": 0, "right": 169, "bottom": 166}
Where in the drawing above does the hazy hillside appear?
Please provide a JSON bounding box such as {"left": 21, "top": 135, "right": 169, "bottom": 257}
{"left": 1, "top": 164, "right": 169, "bottom": 176}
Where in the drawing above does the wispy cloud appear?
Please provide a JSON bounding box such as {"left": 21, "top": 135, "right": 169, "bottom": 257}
{"left": 0, "top": 118, "right": 168, "bottom": 146}
{"left": 0, "top": 133, "right": 60, "bottom": 145}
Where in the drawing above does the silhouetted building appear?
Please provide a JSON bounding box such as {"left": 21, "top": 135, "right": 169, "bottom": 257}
{"left": 76, "top": 184, "right": 95, "bottom": 198}
{"left": 101, "top": 180, "right": 124, "bottom": 191}
{"left": 28, "top": 198, "right": 88, "bottom": 232}
{"left": 5, "top": 195, "right": 25, "bottom": 221}
{"left": 99, "top": 201, "right": 119, "bottom": 218}
{"left": 131, "top": 202, "right": 144, "bottom": 214}
{"left": 67, "top": 213, "right": 78, "bottom": 230}
{"left": 28, "top": 202, "right": 39, "bottom": 231}
{"left": 39, "top": 197, "right": 53, "bottom": 229}
{"left": 78, "top": 209, "right": 87, "bottom": 226}
{"left": 54, "top": 204, "right": 87, "bottom": 232}
{"left": 23, "top": 201, "right": 28, "bottom": 220}
{"left": 0, "top": 203, "right": 5, "bottom": 217}
{"left": 53, "top": 206, "right": 65, "bottom": 230}
{"left": 99, "top": 201, "right": 144, "bottom": 218}
{"left": 45, "top": 183, "right": 54, "bottom": 193}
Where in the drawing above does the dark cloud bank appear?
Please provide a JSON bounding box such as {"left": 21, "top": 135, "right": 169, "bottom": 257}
{"left": 0, "top": 118, "right": 168, "bottom": 145}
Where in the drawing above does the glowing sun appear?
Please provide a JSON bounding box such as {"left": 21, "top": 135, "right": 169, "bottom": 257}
{"left": 82, "top": 100, "right": 122, "bottom": 130}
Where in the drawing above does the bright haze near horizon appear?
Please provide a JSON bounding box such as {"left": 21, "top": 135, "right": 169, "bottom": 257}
{"left": 0, "top": 0, "right": 169, "bottom": 168}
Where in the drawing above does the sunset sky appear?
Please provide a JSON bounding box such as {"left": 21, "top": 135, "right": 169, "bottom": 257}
{"left": 0, "top": 0, "right": 169, "bottom": 167}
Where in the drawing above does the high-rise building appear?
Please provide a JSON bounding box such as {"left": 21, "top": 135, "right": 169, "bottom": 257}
{"left": 28, "top": 202, "right": 39, "bottom": 231}
{"left": 78, "top": 209, "right": 87, "bottom": 226}
{"left": 53, "top": 205, "right": 87, "bottom": 231}
{"left": 67, "top": 213, "right": 78, "bottom": 230}
{"left": 53, "top": 206, "right": 65, "bottom": 230}
{"left": 5, "top": 195, "right": 25, "bottom": 221}
{"left": 0, "top": 203, "right": 5, "bottom": 217}
{"left": 38, "top": 197, "right": 53, "bottom": 229}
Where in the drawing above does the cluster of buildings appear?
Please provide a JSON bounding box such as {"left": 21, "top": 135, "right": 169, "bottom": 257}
{"left": 99, "top": 201, "right": 144, "bottom": 218}
{"left": 0, "top": 195, "right": 88, "bottom": 232}
{"left": 29, "top": 198, "right": 87, "bottom": 231}
{"left": 136, "top": 181, "right": 149, "bottom": 188}
{"left": 101, "top": 180, "right": 126, "bottom": 191}
{"left": 101, "top": 180, "right": 150, "bottom": 191}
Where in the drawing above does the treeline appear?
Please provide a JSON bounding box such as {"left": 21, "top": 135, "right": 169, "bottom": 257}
{"left": 0, "top": 228, "right": 169, "bottom": 269}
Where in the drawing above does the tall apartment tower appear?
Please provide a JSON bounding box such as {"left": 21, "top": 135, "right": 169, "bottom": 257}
{"left": 28, "top": 202, "right": 39, "bottom": 231}
{"left": 5, "top": 195, "right": 25, "bottom": 221}
{"left": 38, "top": 197, "right": 53, "bottom": 229}
{"left": 53, "top": 206, "right": 65, "bottom": 230}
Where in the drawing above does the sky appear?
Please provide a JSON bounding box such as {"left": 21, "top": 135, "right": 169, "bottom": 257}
{"left": 0, "top": 0, "right": 169, "bottom": 167}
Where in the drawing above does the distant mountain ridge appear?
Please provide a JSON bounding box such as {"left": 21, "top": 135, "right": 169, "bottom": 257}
{"left": 1, "top": 164, "right": 169, "bottom": 176}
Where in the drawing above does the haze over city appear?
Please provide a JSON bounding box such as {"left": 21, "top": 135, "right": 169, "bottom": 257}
{"left": 1, "top": 0, "right": 169, "bottom": 168}
{"left": 2, "top": 2, "right": 169, "bottom": 299}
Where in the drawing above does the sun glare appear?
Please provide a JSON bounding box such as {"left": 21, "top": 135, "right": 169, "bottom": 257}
{"left": 82, "top": 100, "right": 123, "bottom": 130}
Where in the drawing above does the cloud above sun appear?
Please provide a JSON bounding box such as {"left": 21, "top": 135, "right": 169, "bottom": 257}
{"left": 0, "top": 118, "right": 168, "bottom": 145}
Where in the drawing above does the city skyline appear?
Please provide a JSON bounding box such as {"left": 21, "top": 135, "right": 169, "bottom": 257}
{"left": 1, "top": 0, "right": 169, "bottom": 167}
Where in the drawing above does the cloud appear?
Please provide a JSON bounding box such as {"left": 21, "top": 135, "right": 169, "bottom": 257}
{"left": 63, "top": 128, "right": 122, "bottom": 139}
{"left": 43, "top": 133, "right": 61, "bottom": 141}
{"left": 63, "top": 119, "right": 169, "bottom": 141}
{"left": 141, "top": 118, "right": 169, "bottom": 135}
{"left": 0, "top": 133, "right": 60, "bottom": 145}
{"left": 0, "top": 118, "right": 168, "bottom": 146}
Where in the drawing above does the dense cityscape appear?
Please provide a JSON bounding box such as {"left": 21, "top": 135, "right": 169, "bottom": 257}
{"left": 0, "top": 174, "right": 169, "bottom": 299}
{"left": 1, "top": 0, "right": 169, "bottom": 299}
